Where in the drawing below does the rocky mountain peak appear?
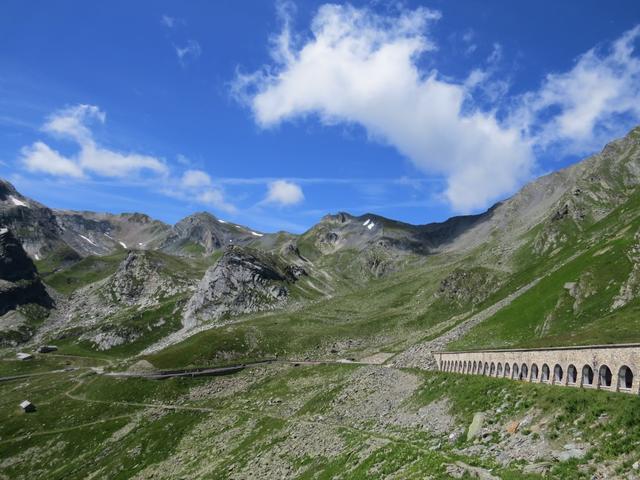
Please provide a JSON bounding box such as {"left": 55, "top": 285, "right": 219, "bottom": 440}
{"left": 121, "top": 213, "right": 154, "bottom": 224}
{"left": 320, "top": 212, "right": 355, "bottom": 224}
{"left": 182, "top": 246, "right": 296, "bottom": 329}
{"left": 106, "top": 250, "right": 187, "bottom": 306}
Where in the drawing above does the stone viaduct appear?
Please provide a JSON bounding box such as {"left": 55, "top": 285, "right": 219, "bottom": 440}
{"left": 435, "top": 343, "right": 640, "bottom": 394}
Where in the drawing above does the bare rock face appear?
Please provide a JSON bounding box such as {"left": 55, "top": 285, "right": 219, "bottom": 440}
{"left": 0, "top": 179, "right": 74, "bottom": 260}
{"left": 0, "top": 228, "right": 52, "bottom": 316}
{"left": 183, "top": 246, "right": 297, "bottom": 328}
{"left": 161, "top": 212, "right": 259, "bottom": 256}
{"left": 69, "top": 250, "right": 193, "bottom": 319}
{"left": 107, "top": 251, "right": 184, "bottom": 307}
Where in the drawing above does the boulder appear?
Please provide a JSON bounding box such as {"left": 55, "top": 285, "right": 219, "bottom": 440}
{"left": 467, "top": 412, "right": 486, "bottom": 441}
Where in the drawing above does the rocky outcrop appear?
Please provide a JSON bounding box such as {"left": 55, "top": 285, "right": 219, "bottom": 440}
{"left": 0, "top": 179, "right": 74, "bottom": 260}
{"left": 0, "top": 227, "right": 53, "bottom": 316}
{"left": 183, "top": 246, "right": 298, "bottom": 328}
{"left": 106, "top": 251, "right": 192, "bottom": 308}
{"left": 436, "top": 268, "right": 501, "bottom": 307}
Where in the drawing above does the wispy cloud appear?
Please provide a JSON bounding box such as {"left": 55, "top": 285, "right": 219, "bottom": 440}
{"left": 21, "top": 104, "right": 168, "bottom": 178}
{"left": 161, "top": 14, "right": 185, "bottom": 29}
{"left": 174, "top": 40, "right": 201, "bottom": 66}
{"left": 511, "top": 25, "right": 640, "bottom": 156}
{"left": 17, "top": 104, "right": 237, "bottom": 214}
{"left": 213, "top": 176, "right": 442, "bottom": 186}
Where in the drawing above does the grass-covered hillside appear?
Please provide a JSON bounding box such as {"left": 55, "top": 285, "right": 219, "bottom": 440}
{"left": 2, "top": 355, "right": 640, "bottom": 479}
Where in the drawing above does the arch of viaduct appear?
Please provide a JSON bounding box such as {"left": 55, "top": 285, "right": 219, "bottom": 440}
{"left": 435, "top": 343, "right": 640, "bottom": 394}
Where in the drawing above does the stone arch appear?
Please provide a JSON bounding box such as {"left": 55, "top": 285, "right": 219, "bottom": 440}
{"left": 599, "top": 365, "right": 612, "bottom": 388}
{"left": 512, "top": 363, "right": 519, "bottom": 380}
{"left": 472, "top": 361, "right": 477, "bottom": 374}
{"left": 484, "top": 362, "right": 489, "bottom": 376}
{"left": 520, "top": 363, "right": 528, "bottom": 381}
{"left": 553, "top": 364, "right": 564, "bottom": 384}
{"left": 582, "top": 365, "right": 594, "bottom": 386}
{"left": 618, "top": 365, "right": 633, "bottom": 390}
{"left": 497, "top": 362, "right": 503, "bottom": 377}
{"left": 504, "top": 363, "right": 511, "bottom": 378}
{"left": 530, "top": 364, "right": 539, "bottom": 382}
{"left": 459, "top": 361, "right": 463, "bottom": 373}
{"left": 541, "top": 364, "right": 550, "bottom": 382}
{"left": 463, "top": 361, "right": 468, "bottom": 373}
{"left": 490, "top": 362, "right": 496, "bottom": 376}
{"left": 567, "top": 364, "right": 577, "bottom": 384}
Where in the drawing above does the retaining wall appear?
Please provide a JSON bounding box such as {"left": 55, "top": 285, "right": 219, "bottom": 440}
{"left": 435, "top": 344, "right": 640, "bottom": 394}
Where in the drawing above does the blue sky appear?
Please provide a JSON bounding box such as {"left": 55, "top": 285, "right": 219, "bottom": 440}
{"left": 2, "top": 1, "right": 640, "bottom": 233}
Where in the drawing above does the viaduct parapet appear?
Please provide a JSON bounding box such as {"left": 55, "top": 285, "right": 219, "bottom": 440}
{"left": 435, "top": 343, "right": 640, "bottom": 394}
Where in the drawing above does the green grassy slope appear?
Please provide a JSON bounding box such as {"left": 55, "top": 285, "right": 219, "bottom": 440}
{"left": 144, "top": 258, "right": 465, "bottom": 368}
{"left": 2, "top": 360, "right": 640, "bottom": 479}
{"left": 450, "top": 191, "right": 640, "bottom": 350}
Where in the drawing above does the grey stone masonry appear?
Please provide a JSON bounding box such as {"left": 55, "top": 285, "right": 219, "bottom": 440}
{"left": 436, "top": 343, "right": 640, "bottom": 394}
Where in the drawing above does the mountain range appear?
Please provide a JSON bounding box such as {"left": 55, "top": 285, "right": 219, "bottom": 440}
{"left": 2, "top": 126, "right": 640, "bottom": 362}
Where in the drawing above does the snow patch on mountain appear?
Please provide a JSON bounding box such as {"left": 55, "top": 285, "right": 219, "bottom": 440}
{"left": 9, "top": 196, "right": 28, "bottom": 207}
{"left": 80, "top": 234, "right": 97, "bottom": 247}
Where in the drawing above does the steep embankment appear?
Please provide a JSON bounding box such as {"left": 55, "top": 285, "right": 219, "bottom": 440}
{"left": 0, "top": 228, "right": 53, "bottom": 345}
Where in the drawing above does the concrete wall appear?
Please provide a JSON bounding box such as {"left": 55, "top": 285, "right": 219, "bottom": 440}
{"left": 435, "top": 344, "right": 640, "bottom": 394}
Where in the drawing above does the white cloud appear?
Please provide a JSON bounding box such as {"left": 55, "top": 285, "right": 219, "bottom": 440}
{"left": 236, "top": 5, "right": 640, "bottom": 213}
{"left": 265, "top": 180, "right": 304, "bottom": 206}
{"left": 181, "top": 169, "right": 212, "bottom": 188}
{"left": 172, "top": 169, "right": 237, "bottom": 213}
{"left": 20, "top": 104, "right": 168, "bottom": 179}
{"left": 43, "top": 104, "right": 105, "bottom": 143}
{"left": 196, "top": 189, "right": 237, "bottom": 213}
{"left": 174, "top": 40, "right": 201, "bottom": 65}
{"left": 513, "top": 25, "right": 640, "bottom": 155}
{"left": 19, "top": 105, "right": 238, "bottom": 215}
{"left": 21, "top": 141, "right": 84, "bottom": 178}
{"left": 234, "top": 4, "right": 533, "bottom": 213}
{"left": 78, "top": 144, "right": 167, "bottom": 178}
